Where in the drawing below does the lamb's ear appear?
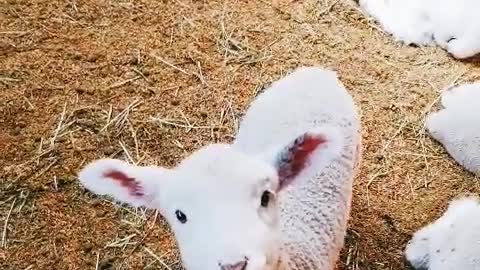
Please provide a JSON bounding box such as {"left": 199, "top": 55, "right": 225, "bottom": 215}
{"left": 78, "top": 159, "right": 168, "bottom": 208}
{"left": 270, "top": 127, "right": 344, "bottom": 190}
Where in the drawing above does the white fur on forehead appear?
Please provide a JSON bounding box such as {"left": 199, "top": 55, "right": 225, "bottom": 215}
{"left": 440, "top": 82, "right": 480, "bottom": 109}
{"left": 425, "top": 82, "right": 480, "bottom": 175}
{"left": 359, "top": 0, "right": 480, "bottom": 59}
{"left": 442, "top": 196, "right": 480, "bottom": 219}
{"left": 405, "top": 196, "right": 480, "bottom": 270}
{"left": 173, "top": 144, "right": 278, "bottom": 190}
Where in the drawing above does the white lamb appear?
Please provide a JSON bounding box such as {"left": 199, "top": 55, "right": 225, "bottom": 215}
{"left": 358, "top": 0, "right": 480, "bottom": 59}
{"left": 405, "top": 196, "right": 480, "bottom": 270}
{"left": 77, "top": 66, "right": 362, "bottom": 270}
{"left": 426, "top": 82, "right": 480, "bottom": 175}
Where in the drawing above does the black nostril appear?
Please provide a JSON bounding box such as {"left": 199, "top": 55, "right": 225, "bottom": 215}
{"left": 240, "top": 260, "right": 248, "bottom": 270}
{"left": 220, "top": 260, "right": 248, "bottom": 270}
{"left": 447, "top": 37, "right": 457, "bottom": 43}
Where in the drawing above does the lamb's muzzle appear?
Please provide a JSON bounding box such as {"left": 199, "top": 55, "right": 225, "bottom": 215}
{"left": 220, "top": 260, "right": 248, "bottom": 270}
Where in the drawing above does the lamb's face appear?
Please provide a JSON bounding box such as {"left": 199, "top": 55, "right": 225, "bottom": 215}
{"left": 160, "top": 145, "right": 282, "bottom": 270}
{"left": 78, "top": 127, "right": 343, "bottom": 270}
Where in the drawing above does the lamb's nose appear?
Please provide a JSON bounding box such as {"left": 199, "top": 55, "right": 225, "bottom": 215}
{"left": 220, "top": 260, "right": 248, "bottom": 270}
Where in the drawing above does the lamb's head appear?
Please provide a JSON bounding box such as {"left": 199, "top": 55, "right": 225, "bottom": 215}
{"left": 78, "top": 127, "right": 344, "bottom": 270}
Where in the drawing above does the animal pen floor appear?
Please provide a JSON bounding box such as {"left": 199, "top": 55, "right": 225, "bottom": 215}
{"left": 1, "top": 0, "right": 480, "bottom": 269}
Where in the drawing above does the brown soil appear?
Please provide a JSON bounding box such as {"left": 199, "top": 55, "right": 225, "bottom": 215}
{"left": 1, "top": 0, "right": 480, "bottom": 269}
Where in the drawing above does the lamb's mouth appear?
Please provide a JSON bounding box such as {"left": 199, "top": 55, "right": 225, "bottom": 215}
{"left": 264, "top": 253, "right": 282, "bottom": 270}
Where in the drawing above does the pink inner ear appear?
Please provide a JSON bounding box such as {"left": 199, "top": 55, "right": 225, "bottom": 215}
{"left": 104, "top": 170, "right": 144, "bottom": 197}
{"left": 278, "top": 134, "right": 327, "bottom": 184}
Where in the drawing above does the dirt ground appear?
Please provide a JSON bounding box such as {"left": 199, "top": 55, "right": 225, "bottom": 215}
{"left": 2, "top": 0, "right": 480, "bottom": 269}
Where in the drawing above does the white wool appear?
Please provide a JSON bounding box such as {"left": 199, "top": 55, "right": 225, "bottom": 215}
{"left": 405, "top": 196, "right": 480, "bottom": 270}
{"left": 358, "top": 0, "right": 433, "bottom": 46}
{"left": 78, "top": 66, "right": 361, "bottom": 270}
{"left": 234, "top": 66, "right": 362, "bottom": 269}
{"left": 425, "top": 82, "right": 480, "bottom": 175}
{"left": 359, "top": 0, "right": 480, "bottom": 59}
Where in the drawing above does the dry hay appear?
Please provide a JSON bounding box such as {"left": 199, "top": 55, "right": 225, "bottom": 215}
{"left": 1, "top": 0, "right": 480, "bottom": 269}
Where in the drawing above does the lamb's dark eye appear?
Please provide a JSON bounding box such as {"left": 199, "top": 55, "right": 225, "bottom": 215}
{"left": 175, "top": 210, "right": 187, "bottom": 224}
{"left": 261, "top": 191, "right": 272, "bottom": 207}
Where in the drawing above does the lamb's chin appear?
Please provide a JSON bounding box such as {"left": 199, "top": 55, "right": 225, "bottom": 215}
{"left": 265, "top": 250, "right": 286, "bottom": 270}
{"left": 270, "top": 257, "right": 288, "bottom": 270}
